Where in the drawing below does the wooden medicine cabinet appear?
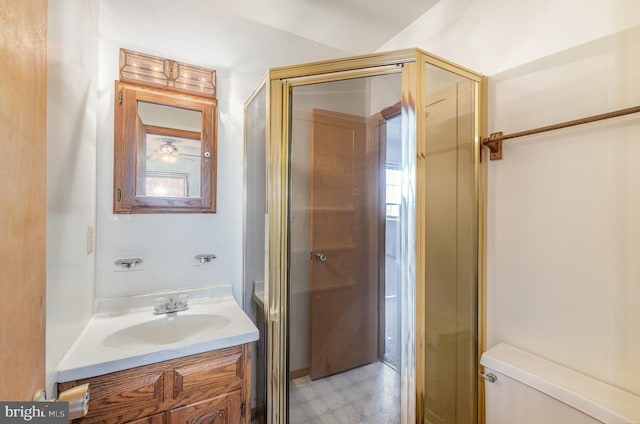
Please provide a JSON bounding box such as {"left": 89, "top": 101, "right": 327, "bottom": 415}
{"left": 114, "top": 49, "right": 217, "bottom": 213}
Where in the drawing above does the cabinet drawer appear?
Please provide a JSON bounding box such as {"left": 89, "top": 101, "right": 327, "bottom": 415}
{"left": 59, "top": 368, "right": 165, "bottom": 423}
{"left": 172, "top": 346, "right": 244, "bottom": 404}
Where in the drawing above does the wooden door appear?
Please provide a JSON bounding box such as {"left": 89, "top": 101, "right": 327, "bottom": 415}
{"left": 309, "top": 109, "right": 378, "bottom": 380}
{"left": 0, "top": 0, "right": 47, "bottom": 400}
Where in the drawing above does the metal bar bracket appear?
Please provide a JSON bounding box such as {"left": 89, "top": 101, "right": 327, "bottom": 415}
{"left": 483, "top": 132, "right": 503, "bottom": 161}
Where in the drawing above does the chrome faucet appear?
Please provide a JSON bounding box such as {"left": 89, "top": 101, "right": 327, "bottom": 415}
{"left": 154, "top": 294, "right": 189, "bottom": 314}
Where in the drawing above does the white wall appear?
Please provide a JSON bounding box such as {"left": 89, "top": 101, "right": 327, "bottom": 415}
{"left": 380, "top": 0, "right": 640, "bottom": 76}
{"left": 95, "top": 0, "right": 348, "bottom": 303}
{"left": 381, "top": 0, "right": 640, "bottom": 395}
{"left": 46, "top": 0, "right": 98, "bottom": 392}
{"left": 95, "top": 38, "right": 245, "bottom": 301}
{"left": 486, "top": 27, "right": 640, "bottom": 395}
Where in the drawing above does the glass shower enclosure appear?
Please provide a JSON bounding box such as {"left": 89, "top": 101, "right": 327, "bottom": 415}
{"left": 244, "top": 49, "right": 486, "bottom": 424}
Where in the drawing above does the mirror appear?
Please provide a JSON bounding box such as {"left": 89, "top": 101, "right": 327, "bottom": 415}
{"left": 114, "top": 81, "right": 217, "bottom": 213}
{"left": 138, "top": 102, "right": 202, "bottom": 198}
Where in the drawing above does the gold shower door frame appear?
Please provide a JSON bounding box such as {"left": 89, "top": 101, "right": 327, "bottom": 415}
{"left": 260, "top": 49, "right": 487, "bottom": 424}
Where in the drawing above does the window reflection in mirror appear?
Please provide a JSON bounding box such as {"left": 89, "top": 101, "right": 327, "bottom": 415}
{"left": 136, "top": 101, "right": 203, "bottom": 198}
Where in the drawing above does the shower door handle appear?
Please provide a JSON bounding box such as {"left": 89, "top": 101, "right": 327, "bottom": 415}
{"left": 311, "top": 252, "right": 328, "bottom": 262}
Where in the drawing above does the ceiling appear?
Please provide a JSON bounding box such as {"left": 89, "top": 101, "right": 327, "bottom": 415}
{"left": 212, "top": 0, "right": 441, "bottom": 54}
{"left": 100, "top": 0, "right": 441, "bottom": 80}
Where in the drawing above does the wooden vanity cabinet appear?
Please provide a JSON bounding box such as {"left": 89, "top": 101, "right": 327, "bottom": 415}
{"left": 58, "top": 344, "right": 251, "bottom": 424}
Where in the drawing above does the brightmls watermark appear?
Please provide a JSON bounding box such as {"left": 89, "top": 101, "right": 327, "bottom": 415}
{"left": 1, "top": 402, "right": 68, "bottom": 423}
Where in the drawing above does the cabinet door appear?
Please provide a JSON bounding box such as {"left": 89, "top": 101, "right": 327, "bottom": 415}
{"left": 168, "top": 390, "right": 242, "bottom": 424}
{"left": 59, "top": 369, "right": 165, "bottom": 423}
{"left": 172, "top": 346, "right": 244, "bottom": 405}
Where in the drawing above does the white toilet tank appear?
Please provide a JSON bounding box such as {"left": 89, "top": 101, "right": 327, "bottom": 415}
{"left": 481, "top": 343, "right": 640, "bottom": 424}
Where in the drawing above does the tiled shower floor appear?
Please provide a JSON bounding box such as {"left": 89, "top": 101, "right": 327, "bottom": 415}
{"left": 288, "top": 361, "right": 400, "bottom": 424}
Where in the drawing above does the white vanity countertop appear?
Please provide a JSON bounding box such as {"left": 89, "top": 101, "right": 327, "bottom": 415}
{"left": 56, "top": 296, "right": 258, "bottom": 382}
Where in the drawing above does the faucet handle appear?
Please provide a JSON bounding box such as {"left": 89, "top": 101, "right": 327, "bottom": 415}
{"left": 177, "top": 293, "right": 189, "bottom": 309}
{"left": 154, "top": 296, "right": 168, "bottom": 314}
{"left": 153, "top": 294, "right": 188, "bottom": 314}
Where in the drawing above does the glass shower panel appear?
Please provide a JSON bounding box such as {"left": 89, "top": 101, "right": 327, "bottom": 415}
{"left": 244, "top": 83, "right": 267, "bottom": 424}
{"left": 384, "top": 113, "right": 402, "bottom": 370}
{"left": 287, "top": 73, "right": 403, "bottom": 423}
{"left": 423, "top": 63, "right": 477, "bottom": 424}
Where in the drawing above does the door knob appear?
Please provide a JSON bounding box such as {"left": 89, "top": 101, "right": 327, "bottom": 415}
{"left": 33, "top": 384, "right": 90, "bottom": 419}
{"left": 312, "top": 252, "right": 328, "bottom": 262}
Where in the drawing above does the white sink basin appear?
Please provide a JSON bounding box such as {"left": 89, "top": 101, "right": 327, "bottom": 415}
{"left": 103, "top": 313, "right": 231, "bottom": 348}
{"left": 56, "top": 293, "right": 260, "bottom": 382}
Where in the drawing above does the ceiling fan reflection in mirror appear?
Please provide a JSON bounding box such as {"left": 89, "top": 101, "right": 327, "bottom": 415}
{"left": 158, "top": 138, "right": 179, "bottom": 163}
{"left": 147, "top": 136, "right": 201, "bottom": 163}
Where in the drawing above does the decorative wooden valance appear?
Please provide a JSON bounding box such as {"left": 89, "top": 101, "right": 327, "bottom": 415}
{"left": 119, "top": 48, "right": 216, "bottom": 98}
